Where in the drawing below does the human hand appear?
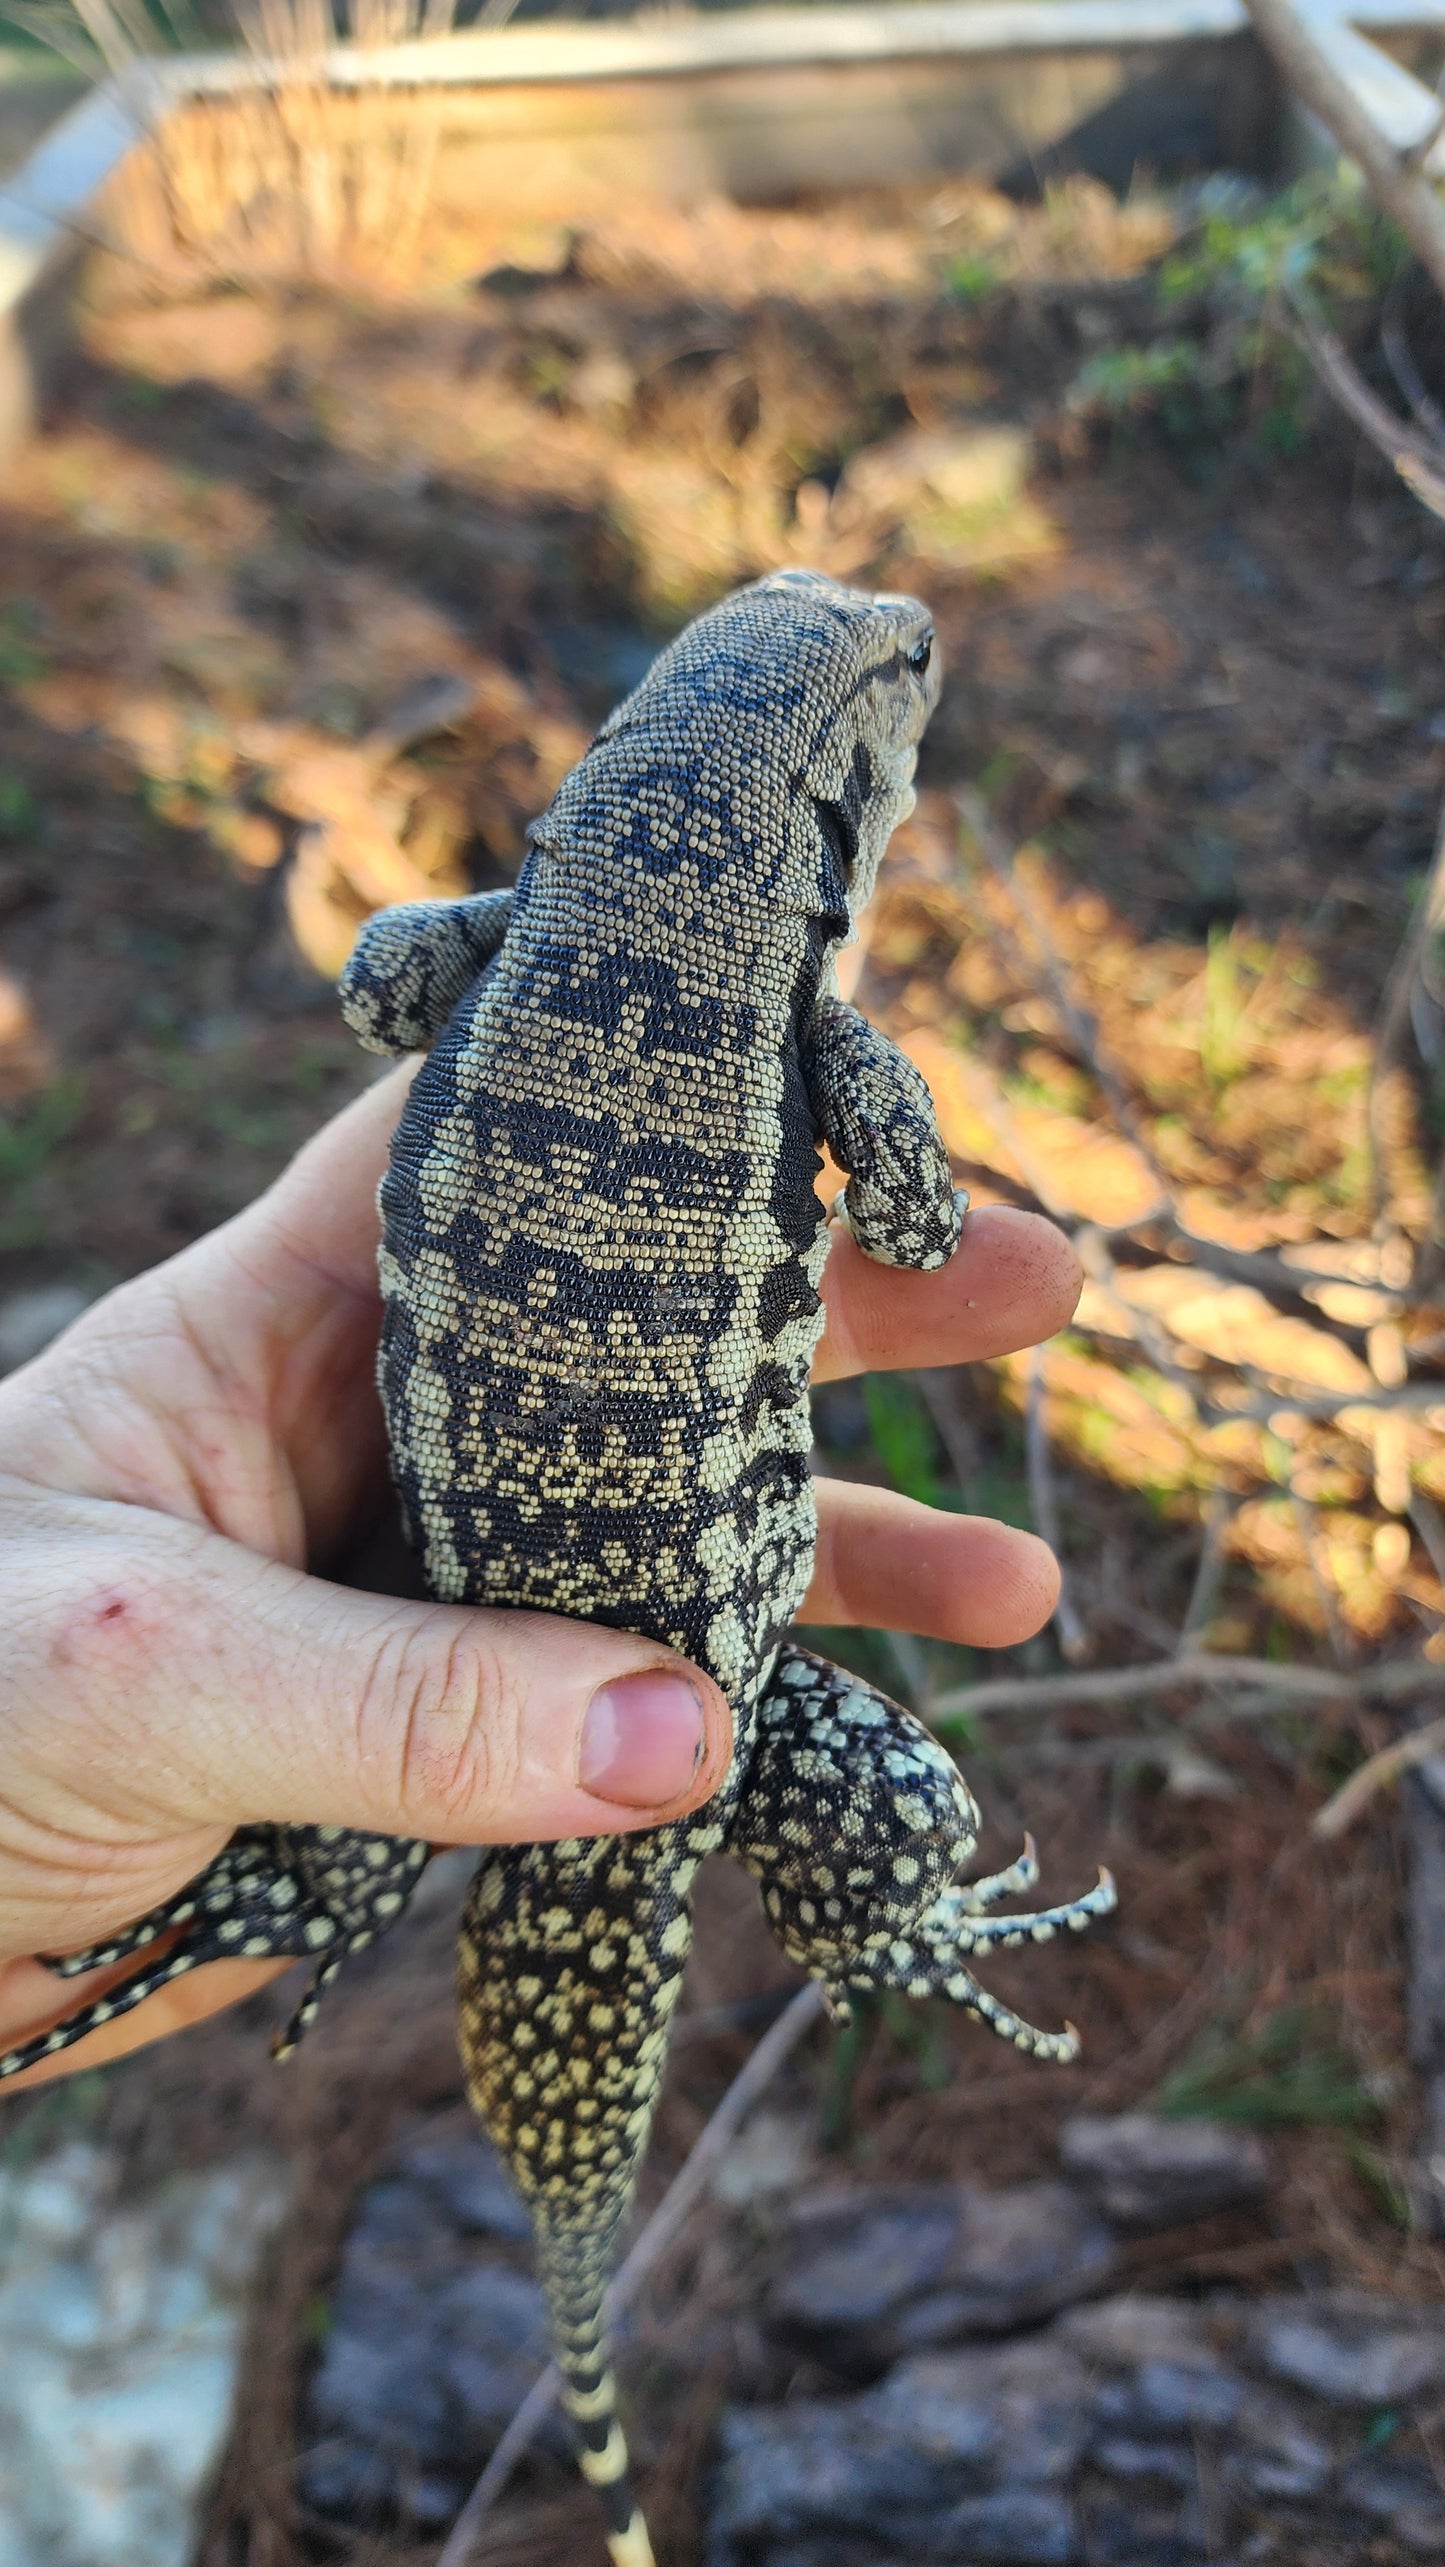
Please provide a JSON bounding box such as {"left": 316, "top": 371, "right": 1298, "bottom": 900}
{"left": 0, "top": 1064, "right": 1079, "bottom": 2088}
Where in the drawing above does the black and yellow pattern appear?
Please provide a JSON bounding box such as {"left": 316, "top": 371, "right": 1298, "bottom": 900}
{"left": 2, "top": 573, "right": 1114, "bottom": 2563}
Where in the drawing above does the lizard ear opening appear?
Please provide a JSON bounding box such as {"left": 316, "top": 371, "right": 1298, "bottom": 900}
{"left": 811, "top": 792, "right": 858, "bottom": 917}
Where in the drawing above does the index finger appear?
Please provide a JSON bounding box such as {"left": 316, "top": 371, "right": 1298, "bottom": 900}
{"left": 814, "top": 1205, "right": 1082, "bottom": 1383}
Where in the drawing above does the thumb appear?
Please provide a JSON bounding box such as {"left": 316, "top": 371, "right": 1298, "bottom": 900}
{"left": 43, "top": 1502, "right": 734, "bottom": 1847}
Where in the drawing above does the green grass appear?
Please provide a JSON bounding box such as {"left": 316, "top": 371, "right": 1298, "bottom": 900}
{"left": 0, "top": 600, "right": 48, "bottom": 686}
{"left": 946, "top": 253, "right": 1002, "bottom": 308}
{"left": 1153, "top": 2005, "right": 1381, "bottom": 2131}
{"left": 863, "top": 1372, "right": 944, "bottom": 1508}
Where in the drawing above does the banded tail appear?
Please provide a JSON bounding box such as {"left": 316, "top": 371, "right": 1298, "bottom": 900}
{"left": 544, "top": 2242, "right": 655, "bottom": 2567}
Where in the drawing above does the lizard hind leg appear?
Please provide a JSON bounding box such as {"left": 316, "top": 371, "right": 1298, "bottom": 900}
{"left": 0, "top": 1825, "right": 431, "bottom": 2083}
{"left": 732, "top": 1644, "right": 1113, "bottom": 2055}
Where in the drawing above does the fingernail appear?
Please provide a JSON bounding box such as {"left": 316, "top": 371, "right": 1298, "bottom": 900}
{"left": 579, "top": 1670, "right": 707, "bottom": 1809}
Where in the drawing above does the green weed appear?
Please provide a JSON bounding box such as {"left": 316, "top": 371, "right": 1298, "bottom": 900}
{"left": 1154, "top": 2005, "right": 1380, "bottom": 2130}
{"left": 0, "top": 1077, "right": 86, "bottom": 1249}
{"left": 1200, "top": 925, "right": 1255, "bottom": 1093}
{"left": 1069, "top": 170, "right": 1401, "bottom": 463}
{"left": 1347, "top": 2144, "right": 1411, "bottom": 2230}
{"left": 946, "top": 254, "right": 1001, "bottom": 308}
{"left": 0, "top": 775, "right": 36, "bottom": 836}
{"left": 0, "top": 601, "right": 49, "bottom": 687}
{"left": 863, "top": 1372, "right": 943, "bottom": 1508}
{"left": 0, "top": 1077, "right": 84, "bottom": 1186}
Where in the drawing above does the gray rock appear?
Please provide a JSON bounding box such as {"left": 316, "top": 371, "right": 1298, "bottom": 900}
{"left": 1090, "top": 2436, "right": 1198, "bottom": 2492}
{"left": 767, "top": 2184, "right": 1115, "bottom": 2371}
{"left": 1077, "top": 2497, "right": 1207, "bottom": 2567}
{"left": 878, "top": 2339, "right": 1091, "bottom": 2485}
{"left": 0, "top": 2147, "right": 287, "bottom": 2567}
{"left": 305, "top": 2261, "right": 556, "bottom": 2520}
{"left": 394, "top": 2121, "right": 532, "bottom": 2242}
{"left": 0, "top": 1281, "right": 94, "bottom": 1375}
{"left": 1224, "top": 2395, "right": 1334, "bottom": 2505}
{"left": 709, "top": 2400, "right": 968, "bottom": 2552}
{"left": 928, "top": 2490, "right": 1080, "bottom": 2562}
{"left": 708, "top": 2340, "right": 1089, "bottom": 2565}
{"left": 1092, "top": 2359, "right": 1242, "bottom": 2435}
{"left": 1058, "top": 2114, "right": 1269, "bottom": 2233}
{"left": 1336, "top": 2454, "right": 1445, "bottom": 2549}
{"left": 1243, "top": 2294, "right": 1445, "bottom": 2408}
{"left": 1058, "top": 2297, "right": 1215, "bottom": 2372}
{"left": 301, "top": 2120, "right": 561, "bottom": 2528}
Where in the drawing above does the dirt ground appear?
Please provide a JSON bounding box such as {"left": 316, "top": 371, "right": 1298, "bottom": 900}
{"left": 2, "top": 164, "right": 1444, "bottom": 2564}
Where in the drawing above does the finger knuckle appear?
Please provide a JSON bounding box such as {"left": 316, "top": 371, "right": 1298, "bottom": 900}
{"left": 360, "top": 1616, "right": 519, "bottom": 1837}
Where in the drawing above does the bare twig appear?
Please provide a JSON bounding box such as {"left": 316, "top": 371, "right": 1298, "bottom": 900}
{"left": 1128, "top": 1208, "right": 1405, "bottom": 1320}
{"left": 436, "top": 1981, "right": 825, "bottom": 2564}
{"left": 1367, "top": 795, "right": 1445, "bottom": 1224}
{"left": 930, "top": 1650, "right": 1445, "bottom": 1728}
{"left": 1139, "top": 1214, "right": 1354, "bottom": 1309}
{"left": 1177, "top": 1487, "right": 1236, "bottom": 1653}
{"left": 1418, "top": 1152, "right": 1445, "bottom": 1301}
{"left": 1244, "top": 0, "right": 1445, "bottom": 304}
{"left": 879, "top": 1627, "right": 932, "bottom": 1713}
{"left": 1073, "top": 1224, "right": 1210, "bottom": 1404}
{"left": 1383, "top": 267, "right": 1445, "bottom": 447}
{"left": 913, "top": 1367, "right": 982, "bottom": 1490}
{"left": 1410, "top": 1490, "right": 1445, "bottom": 1592}
{"left": 1067, "top": 1245, "right": 1442, "bottom": 1430}
{"left": 1027, "top": 1345, "right": 1089, "bottom": 1663}
{"left": 1290, "top": 304, "right": 1445, "bottom": 523}
{"left": 1290, "top": 1487, "right": 1353, "bottom": 1668}
{"left": 1313, "top": 1716, "right": 1445, "bottom": 1837}
{"left": 956, "top": 787, "right": 1175, "bottom": 1211}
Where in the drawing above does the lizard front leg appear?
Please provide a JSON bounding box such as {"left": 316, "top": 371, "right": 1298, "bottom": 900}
{"left": 732, "top": 1644, "right": 1114, "bottom": 2062}
{"left": 805, "top": 995, "right": 966, "bottom": 1270}
{"left": 338, "top": 888, "right": 515, "bottom": 1056}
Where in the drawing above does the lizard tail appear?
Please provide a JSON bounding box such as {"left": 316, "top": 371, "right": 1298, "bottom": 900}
{"left": 541, "top": 2245, "right": 655, "bottom": 2566}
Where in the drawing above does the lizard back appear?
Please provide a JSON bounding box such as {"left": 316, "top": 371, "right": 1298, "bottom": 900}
{"left": 376, "top": 570, "right": 924, "bottom": 1697}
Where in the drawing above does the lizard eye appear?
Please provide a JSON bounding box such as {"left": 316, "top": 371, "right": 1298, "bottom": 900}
{"left": 908, "top": 634, "right": 933, "bottom": 674}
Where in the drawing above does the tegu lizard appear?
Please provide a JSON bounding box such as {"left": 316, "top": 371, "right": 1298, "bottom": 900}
{"left": 0, "top": 570, "right": 1115, "bottom": 2566}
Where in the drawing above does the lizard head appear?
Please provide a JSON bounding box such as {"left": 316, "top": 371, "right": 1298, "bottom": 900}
{"left": 543, "top": 566, "right": 939, "bottom": 931}
{"left": 751, "top": 568, "right": 941, "bottom": 928}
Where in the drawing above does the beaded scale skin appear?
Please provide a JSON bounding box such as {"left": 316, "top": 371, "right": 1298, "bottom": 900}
{"left": 0, "top": 571, "right": 1115, "bottom": 2565}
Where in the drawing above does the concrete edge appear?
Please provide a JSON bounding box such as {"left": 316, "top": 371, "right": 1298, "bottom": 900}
{"left": 0, "top": 0, "right": 1441, "bottom": 461}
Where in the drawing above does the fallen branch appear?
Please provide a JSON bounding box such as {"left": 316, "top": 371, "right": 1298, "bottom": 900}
{"left": 1244, "top": 0, "right": 1445, "bottom": 304}
{"left": 931, "top": 1650, "right": 1445, "bottom": 1728}
{"left": 1409, "top": 1489, "right": 1445, "bottom": 1591}
{"left": 1139, "top": 1212, "right": 1380, "bottom": 1314}
{"left": 1290, "top": 303, "right": 1445, "bottom": 523}
{"left": 435, "top": 1980, "right": 825, "bottom": 2565}
{"left": 1312, "top": 1715, "right": 1445, "bottom": 1837}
